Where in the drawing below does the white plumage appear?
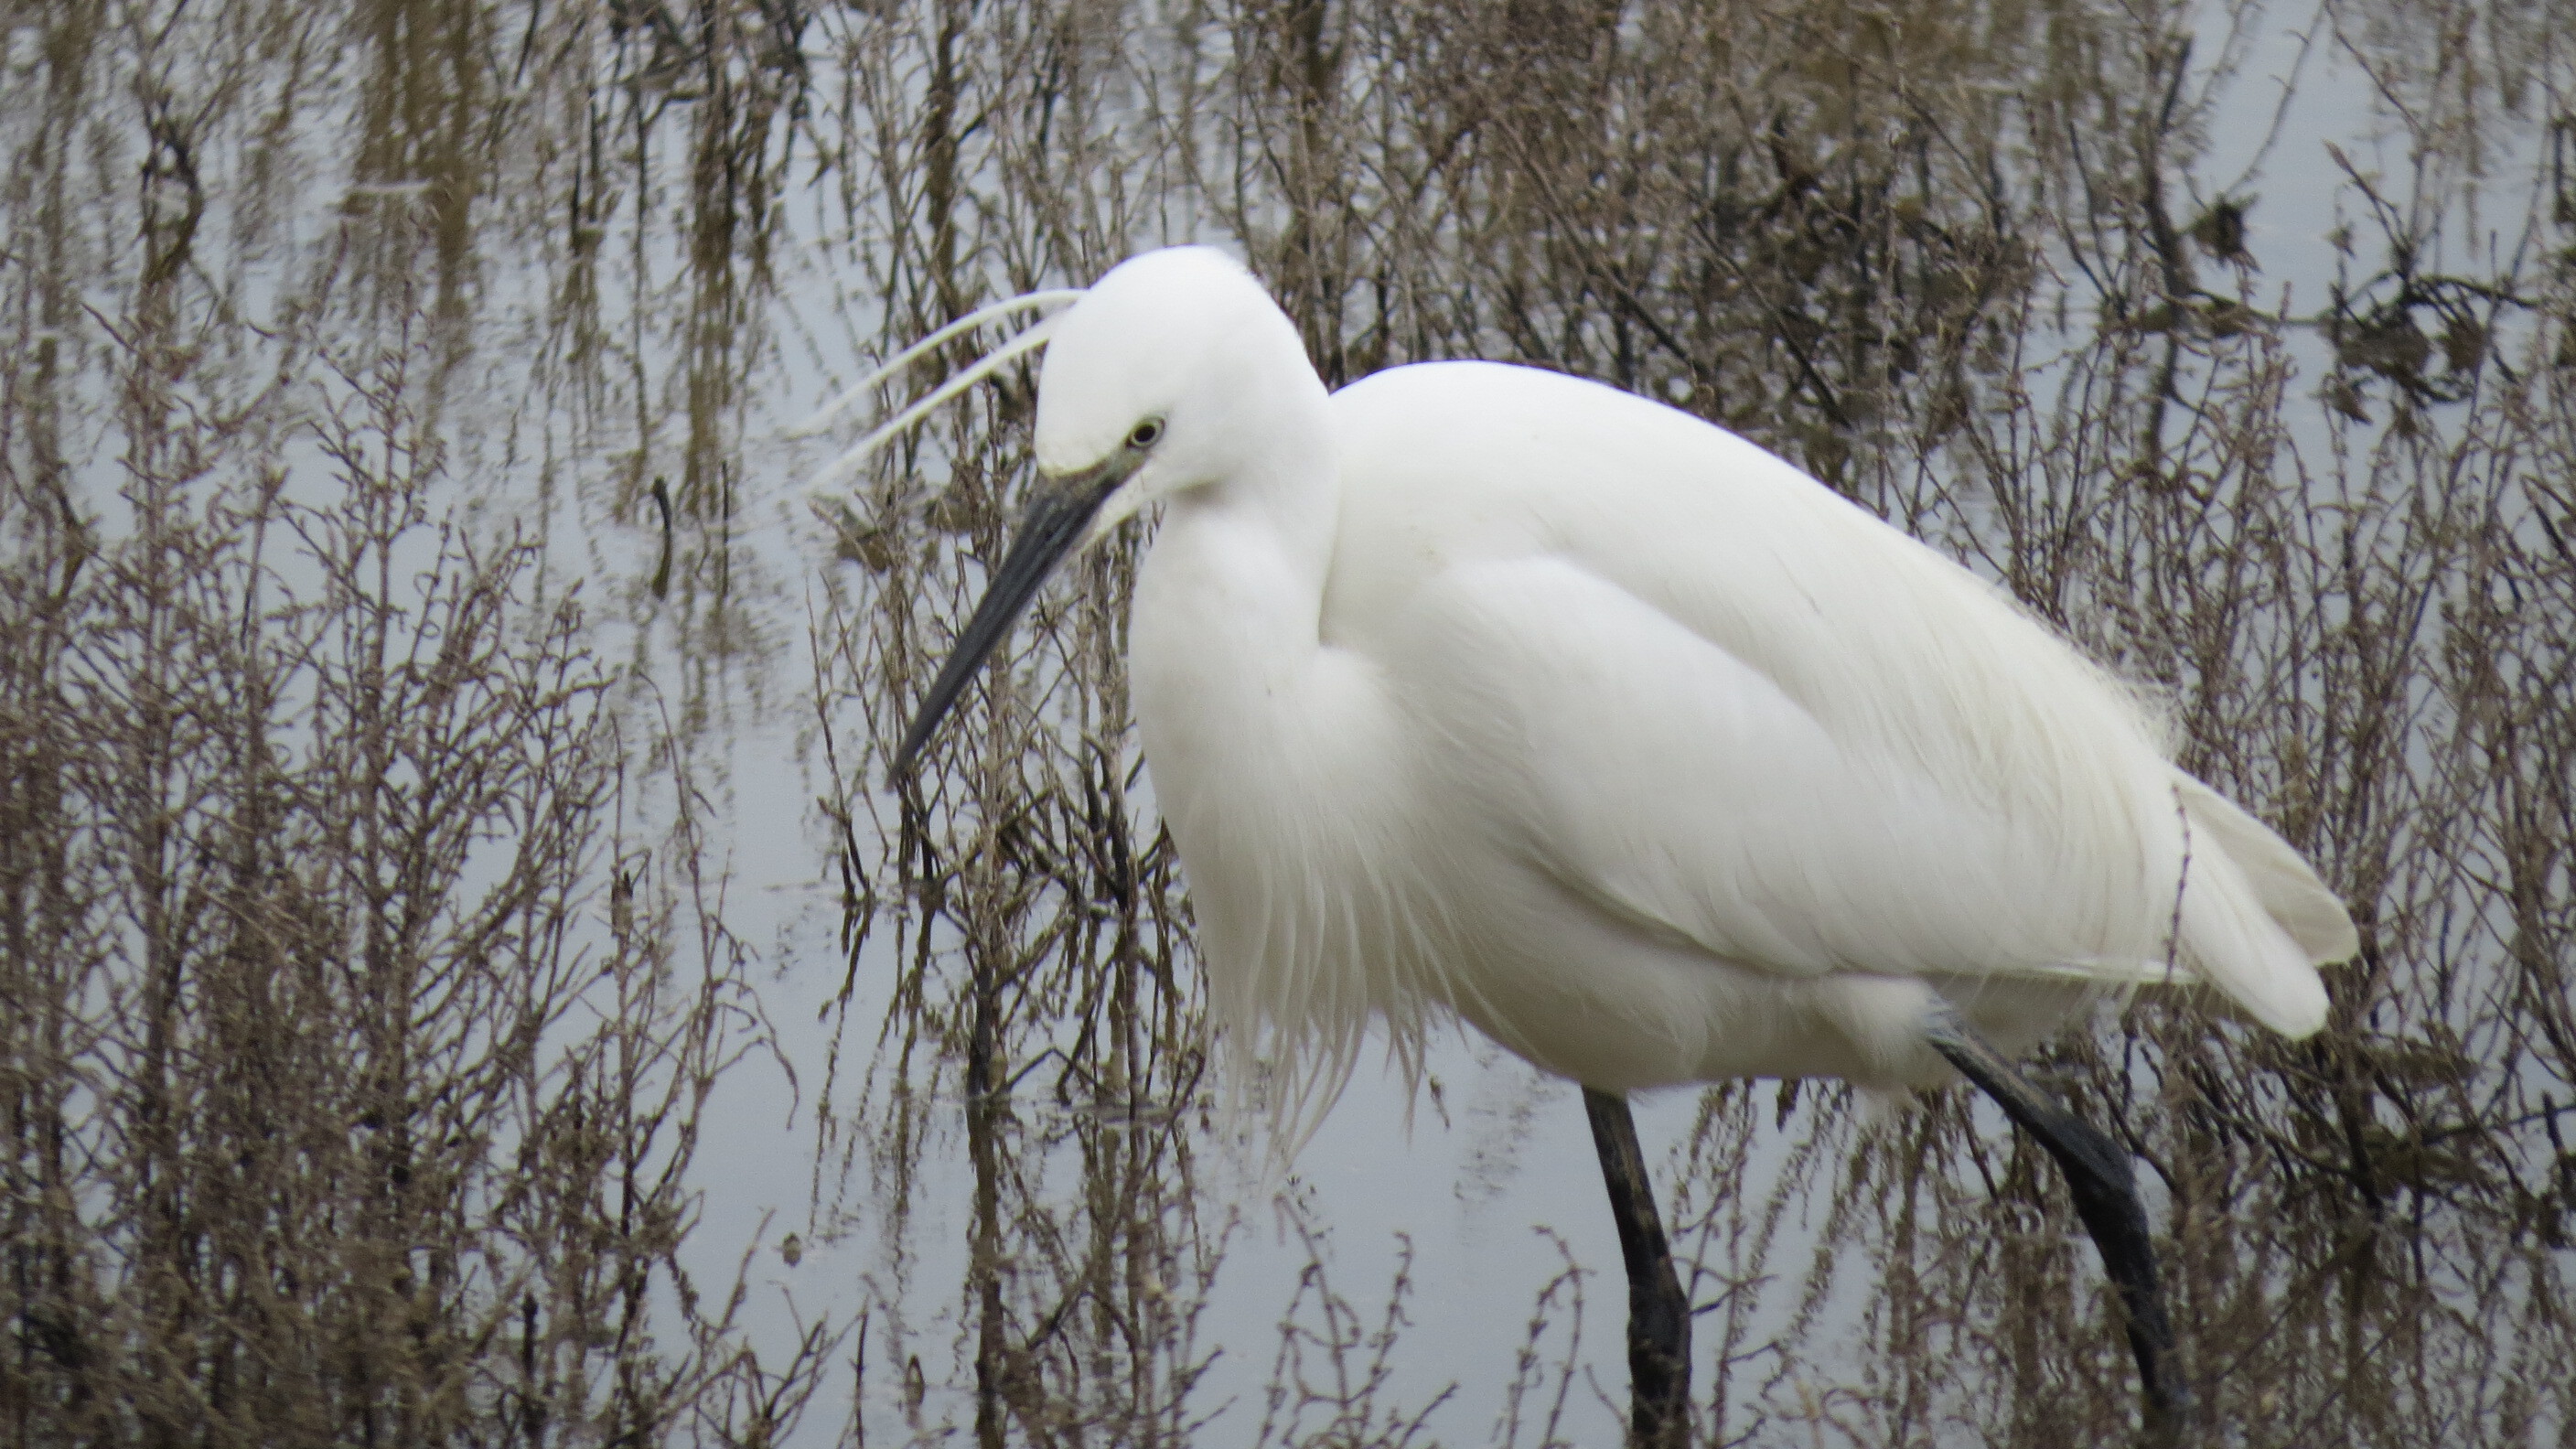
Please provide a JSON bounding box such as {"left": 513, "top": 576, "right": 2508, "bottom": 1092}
{"left": 832, "top": 244, "right": 2358, "bottom": 1433}
{"left": 835, "top": 243, "right": 2357, "bottom": 1124}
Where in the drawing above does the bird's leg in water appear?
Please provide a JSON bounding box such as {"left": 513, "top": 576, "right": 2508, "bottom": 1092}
{"left": 1923, "top": 1007, "right": 2191, "bottom": 1444}
{"left": 1581, "top": 1088, "right": 1692, "bottom": 1449}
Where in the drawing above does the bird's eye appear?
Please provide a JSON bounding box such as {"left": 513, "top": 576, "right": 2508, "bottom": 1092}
{"left": 1127, "top": 418, "right": 1165, "bottom": 450}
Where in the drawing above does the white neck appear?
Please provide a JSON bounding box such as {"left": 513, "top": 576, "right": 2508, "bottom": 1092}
{"left": 1132, "top": 423, "right": 1337, "bottom": 709}
{"left": 1106, "top": 286, "right": 1391, "bottom": 918}
{"left": 1122, "top": 388, "right": 1429, "bottom": 1138}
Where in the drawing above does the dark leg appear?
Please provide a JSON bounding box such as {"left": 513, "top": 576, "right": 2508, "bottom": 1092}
{"left": 1581, "top": 1087, "right": 1692, "bottom": 1449}
{"left": 1924, "top": 1007, "right": 2191, "bottom": 1445}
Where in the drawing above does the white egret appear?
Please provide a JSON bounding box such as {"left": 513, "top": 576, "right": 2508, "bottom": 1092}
{"left": 827, "top": 246, "right": 2358, "bottom": 1446}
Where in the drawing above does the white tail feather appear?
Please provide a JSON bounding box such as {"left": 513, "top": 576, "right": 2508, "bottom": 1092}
{"left": 2174, "top": 774, "right": 2360, "bottom": 966}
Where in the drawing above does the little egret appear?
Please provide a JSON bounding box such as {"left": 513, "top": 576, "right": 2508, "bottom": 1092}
{"left": 821, "top": 246, "right": 2358, "bottom": 1446}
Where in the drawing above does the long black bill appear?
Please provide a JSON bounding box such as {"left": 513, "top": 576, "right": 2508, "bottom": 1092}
{"left": 890, "top": 456, "right": 1137, "bottom": 780}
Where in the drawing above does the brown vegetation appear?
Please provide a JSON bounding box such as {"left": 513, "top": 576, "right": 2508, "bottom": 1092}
{"left": 3, "top": 0, "right": 2570, "bottom": 1444}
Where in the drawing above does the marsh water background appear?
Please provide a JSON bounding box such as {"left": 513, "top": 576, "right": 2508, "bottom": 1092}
{"left": 3, "top": 0, "right": 2573, "bottom": 1444}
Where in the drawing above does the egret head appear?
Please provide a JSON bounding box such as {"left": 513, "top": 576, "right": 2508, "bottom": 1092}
{"left": 882, "top": 247, "right": 1312, "bottom": 777}
{"left": 1030, "top": 246, "right": 1311, "bottom": 535}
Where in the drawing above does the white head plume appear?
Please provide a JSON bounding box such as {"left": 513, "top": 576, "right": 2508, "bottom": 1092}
{"left": 797, "top": 288, "right": 1083, "bottom": 502}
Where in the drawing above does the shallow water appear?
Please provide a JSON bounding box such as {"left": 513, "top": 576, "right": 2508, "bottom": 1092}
{"left": 4, "top": 2, "right": 2571, "bottom": 1445}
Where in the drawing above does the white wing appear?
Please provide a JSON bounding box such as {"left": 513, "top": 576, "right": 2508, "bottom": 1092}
{"left": 1326, "top": 362, "right": 2348, "bottom": 1036}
